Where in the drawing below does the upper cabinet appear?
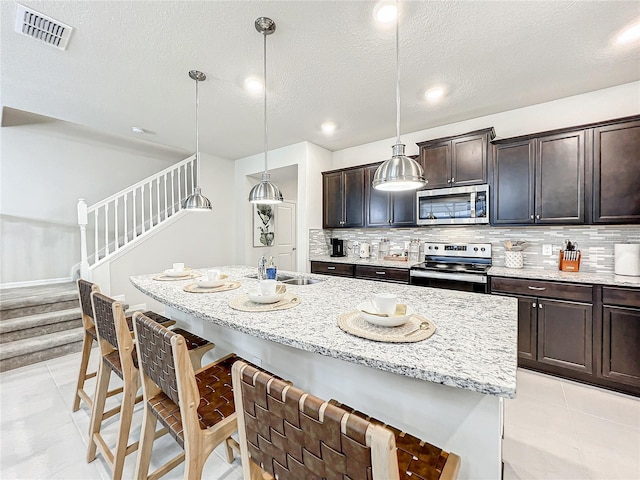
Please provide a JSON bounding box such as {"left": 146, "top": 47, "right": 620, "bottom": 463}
{"left": 364, "top": 164, "right": 416, "bottom": 227}
{"left": 322, "top": 168, "right": 365, "bottom": 228}
{"left": 417, "top": 128, "right": 495, "bottom": 189}
{"left": 592, "top": 119, "right": 640, "bottom": 224}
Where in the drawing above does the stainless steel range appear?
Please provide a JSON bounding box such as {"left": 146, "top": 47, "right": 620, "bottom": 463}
{"left": 410, "top": 242, "right": 492, "bottom": 293}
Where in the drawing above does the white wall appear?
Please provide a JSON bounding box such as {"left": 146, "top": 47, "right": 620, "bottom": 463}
{"left": 0, "top": 120, "right": 187, "bottom": 285}
{"left": 93, "top": 152, "right": 237, "bottom": 310}
{"left": 332, "top": 81, "right": 640, "bottom": 169}
{"left": 234, "top": 142, "right": 332, "bottom": 272}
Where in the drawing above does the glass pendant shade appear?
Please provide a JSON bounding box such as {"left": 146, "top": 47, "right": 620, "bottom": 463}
{"left": 182, "top": 186, "right": 212, "bottom": 210}
{"left": 372, "top": 143, "right": 426, "bottom": 192}
{"left": 248, "top": 172, "right": 284, "bottom": 204}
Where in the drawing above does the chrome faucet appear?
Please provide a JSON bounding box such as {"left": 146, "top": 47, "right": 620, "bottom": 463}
{"left": 258, "top": 255, "right": 267, "bottom": 280}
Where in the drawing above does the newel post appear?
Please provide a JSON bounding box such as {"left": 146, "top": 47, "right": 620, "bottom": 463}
{"left": 77, "top": 198, "right": 89, "bottom": 279}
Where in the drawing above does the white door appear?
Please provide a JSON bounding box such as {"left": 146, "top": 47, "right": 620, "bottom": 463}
{"left": 274, "top": 201, "right": 296, "bottom": 271}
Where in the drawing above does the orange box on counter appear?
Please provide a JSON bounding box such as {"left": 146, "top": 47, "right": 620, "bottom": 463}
{"left": 559, "top": 250, "right": 581, "bottom": 272}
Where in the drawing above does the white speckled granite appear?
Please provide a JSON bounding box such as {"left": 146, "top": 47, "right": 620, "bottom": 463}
{"left": 309, "top": 255, "right": 421, "bottom": 269}
{"left": 489, "top": 267, "right": 640, "bottom": 287}
{"left": 131, "top": 265, "right": 517, "bottom": 398}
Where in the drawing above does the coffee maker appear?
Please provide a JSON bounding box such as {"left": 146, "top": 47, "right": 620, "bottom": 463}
{"left": 330, "top": 238, "right": 346, "bottom": 257}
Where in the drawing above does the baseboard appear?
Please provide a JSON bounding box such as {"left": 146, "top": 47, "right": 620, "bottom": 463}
{"left": 0, "top": 277, "right": 73, "bottom": 290}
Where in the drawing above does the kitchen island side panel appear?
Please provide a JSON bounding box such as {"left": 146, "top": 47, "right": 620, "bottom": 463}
{"left": 167, "top": 306, "right": 503, "bottom": 480}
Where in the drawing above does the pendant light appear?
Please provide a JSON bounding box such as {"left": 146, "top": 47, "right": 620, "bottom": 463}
{"left": 248, "top": 17, "right": 284, "bottom": 204}
{"left": 182, "top": 70, "right": 212, "bottom": 211}
{"left": 372, "top": 2, "right": 427, "bottom": 192}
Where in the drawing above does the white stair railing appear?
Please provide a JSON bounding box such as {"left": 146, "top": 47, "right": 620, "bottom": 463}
{"left": 78, "top": 154, "right": 197, "bottom": 278}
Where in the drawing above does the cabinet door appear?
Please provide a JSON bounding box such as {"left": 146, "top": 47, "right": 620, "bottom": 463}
{"left": 343, "top": 169, "right": 365, "bottom": 227}
{"left": 593, "top": 120, "right": 640, "bottom": 223}
{"left": 536, "top": 131, "right": 585, "bottom": 223}
{"left": 365, "top": 165, "right": 390, "bottom": 227}
{"left": 452, "top": 134, "right": 487, "bottom": 186}
{"left": 537, "top": 299, "right": 592, "bottom": 374}
{"left": 323, "top": 172, "right": 343, "bottom": 228}
{"left": 310, "top": 261, "right": 355, "bottom": 277}
{"left": 492, "top": 141, "right": 535, "bottom": 224}
{"left": 389, "top": 189, "right": 416, "bottom": 226}
{"left": 517, "top": 297, "right": 537, "bottom": 361}
{"left": 420, "top": 142, "right": 451, "bottom": 189}
{"left": 601, "top": 306, "right": 640, "bottom": 387}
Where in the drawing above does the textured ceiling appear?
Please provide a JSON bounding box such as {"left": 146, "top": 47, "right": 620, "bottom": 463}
{"left": 1, "top": 1, "right": 639, "bottom": 160}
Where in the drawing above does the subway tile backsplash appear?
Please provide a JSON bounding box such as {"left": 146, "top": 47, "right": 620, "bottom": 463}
{"left": 309, "top": 225, "right": 640, "bottom": 273}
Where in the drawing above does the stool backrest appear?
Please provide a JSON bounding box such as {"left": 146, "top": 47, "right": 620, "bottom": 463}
{"left": 91, "top": 292, "right": 121, "bottom": 350}
{"left": 231, "top": 360, "right": 399, "bottom": 480}
{"left": 77, "top": 279, "right": 99, "bottom": 328}
{"left": 133, "top": 312, "right": 180, "bottom": 405}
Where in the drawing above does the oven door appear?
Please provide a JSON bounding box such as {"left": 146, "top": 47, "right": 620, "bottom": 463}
{"left": 410, "top": 269, "right": 489, "bottom": 293}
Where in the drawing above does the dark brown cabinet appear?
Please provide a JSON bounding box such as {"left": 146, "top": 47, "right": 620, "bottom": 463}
{"left": 491, "top": 277, "right": 594, "bottom": 375}
{"left": 492, "top": 130, "right": 585, "bottom": 224}
{"left": 600, "top": 287, "right": 640, "bottom": 388}
{"left": 322, "top": 168, "right": 365, "bottom": 228}
{"left": 417, "top": 128, "right": 495, "bottom": 189}
{"left": 592, "top": 119, "right": 640, "bottom": 223}
{"left": 310, "top": 261, "right": 355, "bottom": 278}
{"left": 364, "top": 164, "right": 416, "bottom": 227}
{"left": 354, "top": 265, "right": 409, "bottom": 284}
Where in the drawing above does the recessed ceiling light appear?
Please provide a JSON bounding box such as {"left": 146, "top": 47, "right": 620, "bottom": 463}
{"left": 425, "top": 86, "right": 446, "bottom": 102}
{"left": 131, "top": 126, "right": 146, "bottom": 134}
{"left": 616, "top": 21, "right": 640, "bottom": 45}
{"left": 321, "top": 122, "right": 337, "bottom": 135}
{"left": 243, "top": 76, "right": 263, "bottom": 93}
{"left": 374, "top": 1, "right": 397, "bottom": 24}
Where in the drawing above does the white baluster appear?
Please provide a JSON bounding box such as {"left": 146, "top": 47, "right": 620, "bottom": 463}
{"left": 77, "top": 199, "right": 89, "bottom": 278}
{"left": 123, "top": 193, "right": 129, "bottom": 245}
{"left": 114, "top": 197, "right": 119, "bottom": 250}
{"left": 156, "top": 178, "right": 161, "bottom": 225}
{"left": 141, "top": 184, "right": 146, "bottom": 233}
{"left": 104, "top": 203, "right": 109, "bottom": 255}
{"left": 133, "top": 188, "right": 138, "bottom": 238}
{"left": 171, "top": 171, "right": 175, "bottom": 215}
{"left": 177, "top": 167, "right": 182, "bottom": 211}
{"left": 163, "top": 174, "right": 168, "bottom": 220}
{"left": 94, "top": 210, "right": 98, "bottom": 264}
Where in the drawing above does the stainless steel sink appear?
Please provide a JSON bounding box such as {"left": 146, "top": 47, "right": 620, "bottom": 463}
{"left": 282, "top": 278, "right": 324, "bottom": 285}
{"left": 244, "top": 273, "right": 295, "bottom": 282}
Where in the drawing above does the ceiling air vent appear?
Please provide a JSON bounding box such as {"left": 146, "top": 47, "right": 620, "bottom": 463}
{"left": 15, "top": 4, "right": 73, "bottom": 50}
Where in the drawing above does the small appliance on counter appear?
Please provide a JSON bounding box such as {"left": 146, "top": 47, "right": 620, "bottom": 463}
{"left": 359, "top": 242, "right": 371, "bottom": 258}
{"left": 615, "top": 243, "right": 640, "bottom": 276}
{"left": 330, "top": 238, "right": 346, "bottom": 257}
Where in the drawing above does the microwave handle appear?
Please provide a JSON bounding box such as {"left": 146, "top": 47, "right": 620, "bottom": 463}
{"left": 470, "top": 192, "right": 476, "bottom": 218}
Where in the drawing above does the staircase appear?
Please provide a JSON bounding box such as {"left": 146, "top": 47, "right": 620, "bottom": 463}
{"left": 0, "top": 282, "right": 83, "bottom": 372}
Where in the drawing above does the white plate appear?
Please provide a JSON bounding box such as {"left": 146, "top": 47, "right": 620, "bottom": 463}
{"left": 248, "top": 291, "right": 286, "bottom": 304}
{"left": 164, "top": 268, "right": 191, "bottom": 277}
{"left": 195, "top": 274, "right": 228, "bottom": 288}
{"left": 356, "top": 301, "right": 412, "bottom": 327}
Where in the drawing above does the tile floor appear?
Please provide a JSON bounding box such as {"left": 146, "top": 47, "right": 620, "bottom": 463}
{"left": 0, "top": 350, "right": 638, "bottom": 479}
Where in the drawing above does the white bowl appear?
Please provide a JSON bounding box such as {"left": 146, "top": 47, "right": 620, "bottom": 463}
{"left": 356, "top": 301, "right": 412, "bottom": 327}
{"left": 164, "top": 268, "right": 190, "bottom": 277}
{"left": 195, "top": 274, "right": 228, "bottom": 288}
{"left": 248, "top": 290, "right": 286, "bottom": 304}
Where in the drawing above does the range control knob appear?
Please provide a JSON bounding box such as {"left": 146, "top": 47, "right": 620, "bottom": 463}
{"left": 434, "top": 246, "right": 439, "bottom": 250}
{"left": 481, "top": 247, "right": 486, "bottom": 252}
{"left": 428, "top": 246, "right": 433, "bottom": 250}
{"left": 474, "top": 247, "right": 479, "bottom": 251}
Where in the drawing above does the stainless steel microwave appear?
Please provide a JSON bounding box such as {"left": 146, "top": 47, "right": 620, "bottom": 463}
{"left": 417, "top": 184, "right": 489, "bottom": 225}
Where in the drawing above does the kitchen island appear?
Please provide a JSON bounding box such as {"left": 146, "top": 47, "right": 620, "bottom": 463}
{"left": 131, "top": 265, "right": 518, "bottom": 479}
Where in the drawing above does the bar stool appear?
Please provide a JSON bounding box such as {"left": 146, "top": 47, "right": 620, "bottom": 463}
{"left": 86, "top": 293, "right": 215, "bottom": 480}
{"left": 72, "top": 278, "right": 177, "bottom": 414}
{"left": 231, "top": 360, "right": 461, "bottom": 480}
{"left": 132, "top": 312, "right": 241, "bottom": 480}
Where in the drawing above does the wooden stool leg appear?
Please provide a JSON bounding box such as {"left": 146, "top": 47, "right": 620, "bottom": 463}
{"left": 72, "top": 332, "right": 95, "bottom": 411}
{"left": 111, "top": 379, "right": 138, "bottom": 480}
{"left": 187, "top": 344, "right": 214, "bottom": 370}
{"left": 87, "top": 360, "right": 111, "bottom": 462}
{"left": 184, "top": 449, "right": 205, "bottom": 480}
{"left": 134, "top": 405, "right": 158, "bottom": 480}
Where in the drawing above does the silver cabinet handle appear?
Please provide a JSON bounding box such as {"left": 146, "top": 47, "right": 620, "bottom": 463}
{"left": 327, "top": 266, "right": 336, "bottom": 270}
{"left": 447, "top": 179, "right": 451, "bottom": 183}
{"left": 536, "top": 214, "right": 541, "bottom": 220}
{"left": 375, "top": 271, "right": 386, "bottom": 275}
{"left": 530, "top": 214, "right": 534, "bottom": 219}
{"left": 532, "top": 302, "right": 537, "bottom": 308}
{"left": 451, "top": 177, "right": 455, "bottom": 183}
{"left": 528, "top": 286, "right": 546, "bottom": 291}
{"left": 539, "top": 304, "right": 543, "bottom": 309}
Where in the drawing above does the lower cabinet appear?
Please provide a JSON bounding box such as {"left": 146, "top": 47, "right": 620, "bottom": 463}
{"left": 354, "top": 265, "right": 409, "bottom": 284}
{"left": 600, "top": 287, "right": 640, "bottom": 388}
{"left": 310, "top": 261, "right": 354, "bottom": 277}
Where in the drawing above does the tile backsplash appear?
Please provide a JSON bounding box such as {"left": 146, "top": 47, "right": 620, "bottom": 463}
{"left": 309, "top": 225, "right": 640, "bottom": 273}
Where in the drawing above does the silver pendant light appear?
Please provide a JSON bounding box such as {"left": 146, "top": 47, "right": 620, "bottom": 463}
{"left": 372, "top": 2, "right": 427, "bottom": 192}
{"left": 182, "top": 70, "right": 212, "bottom": 211}
{"left": 248, "top": 17, "right": 284, "bottom": 205}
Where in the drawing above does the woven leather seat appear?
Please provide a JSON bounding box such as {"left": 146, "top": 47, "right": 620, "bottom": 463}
{"left": 72, "top": 279, "right": 177, "bottom": 413}
{"left": 133, "top": 312, "right": 240, "bottom": 480}
{"left": 231, "top": 361, "right": 460, "bottom": 480}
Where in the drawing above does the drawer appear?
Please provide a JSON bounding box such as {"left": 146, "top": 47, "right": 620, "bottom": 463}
{"left": 602, "top": 287, "right": 640, "bottom": 308}
{"left": 310, "top": 261, "right": 354, "bottom": 277}
{"left": 490, "top": 277, "right": 592, "bottom": 302}
{"left": 355, "top": 265, "right": 409, "bottom": 284}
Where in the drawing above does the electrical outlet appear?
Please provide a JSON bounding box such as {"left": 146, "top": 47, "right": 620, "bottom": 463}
{"left": 542, "top": 244, "right": 553, "bottom": 256}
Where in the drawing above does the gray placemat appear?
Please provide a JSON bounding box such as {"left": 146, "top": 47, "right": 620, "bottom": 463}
{"left": 338, "top": 311, "right": 436, "bottom": 343}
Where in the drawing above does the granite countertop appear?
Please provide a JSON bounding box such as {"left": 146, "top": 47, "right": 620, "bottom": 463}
{"left": 310, "top": 255, "right": 422, "bottom": 269}
{"left": 130, "top": 265, "right": 518, "bottom": 398}
{"left": 488, "top": 266, "right": 640, "bottom": 288}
